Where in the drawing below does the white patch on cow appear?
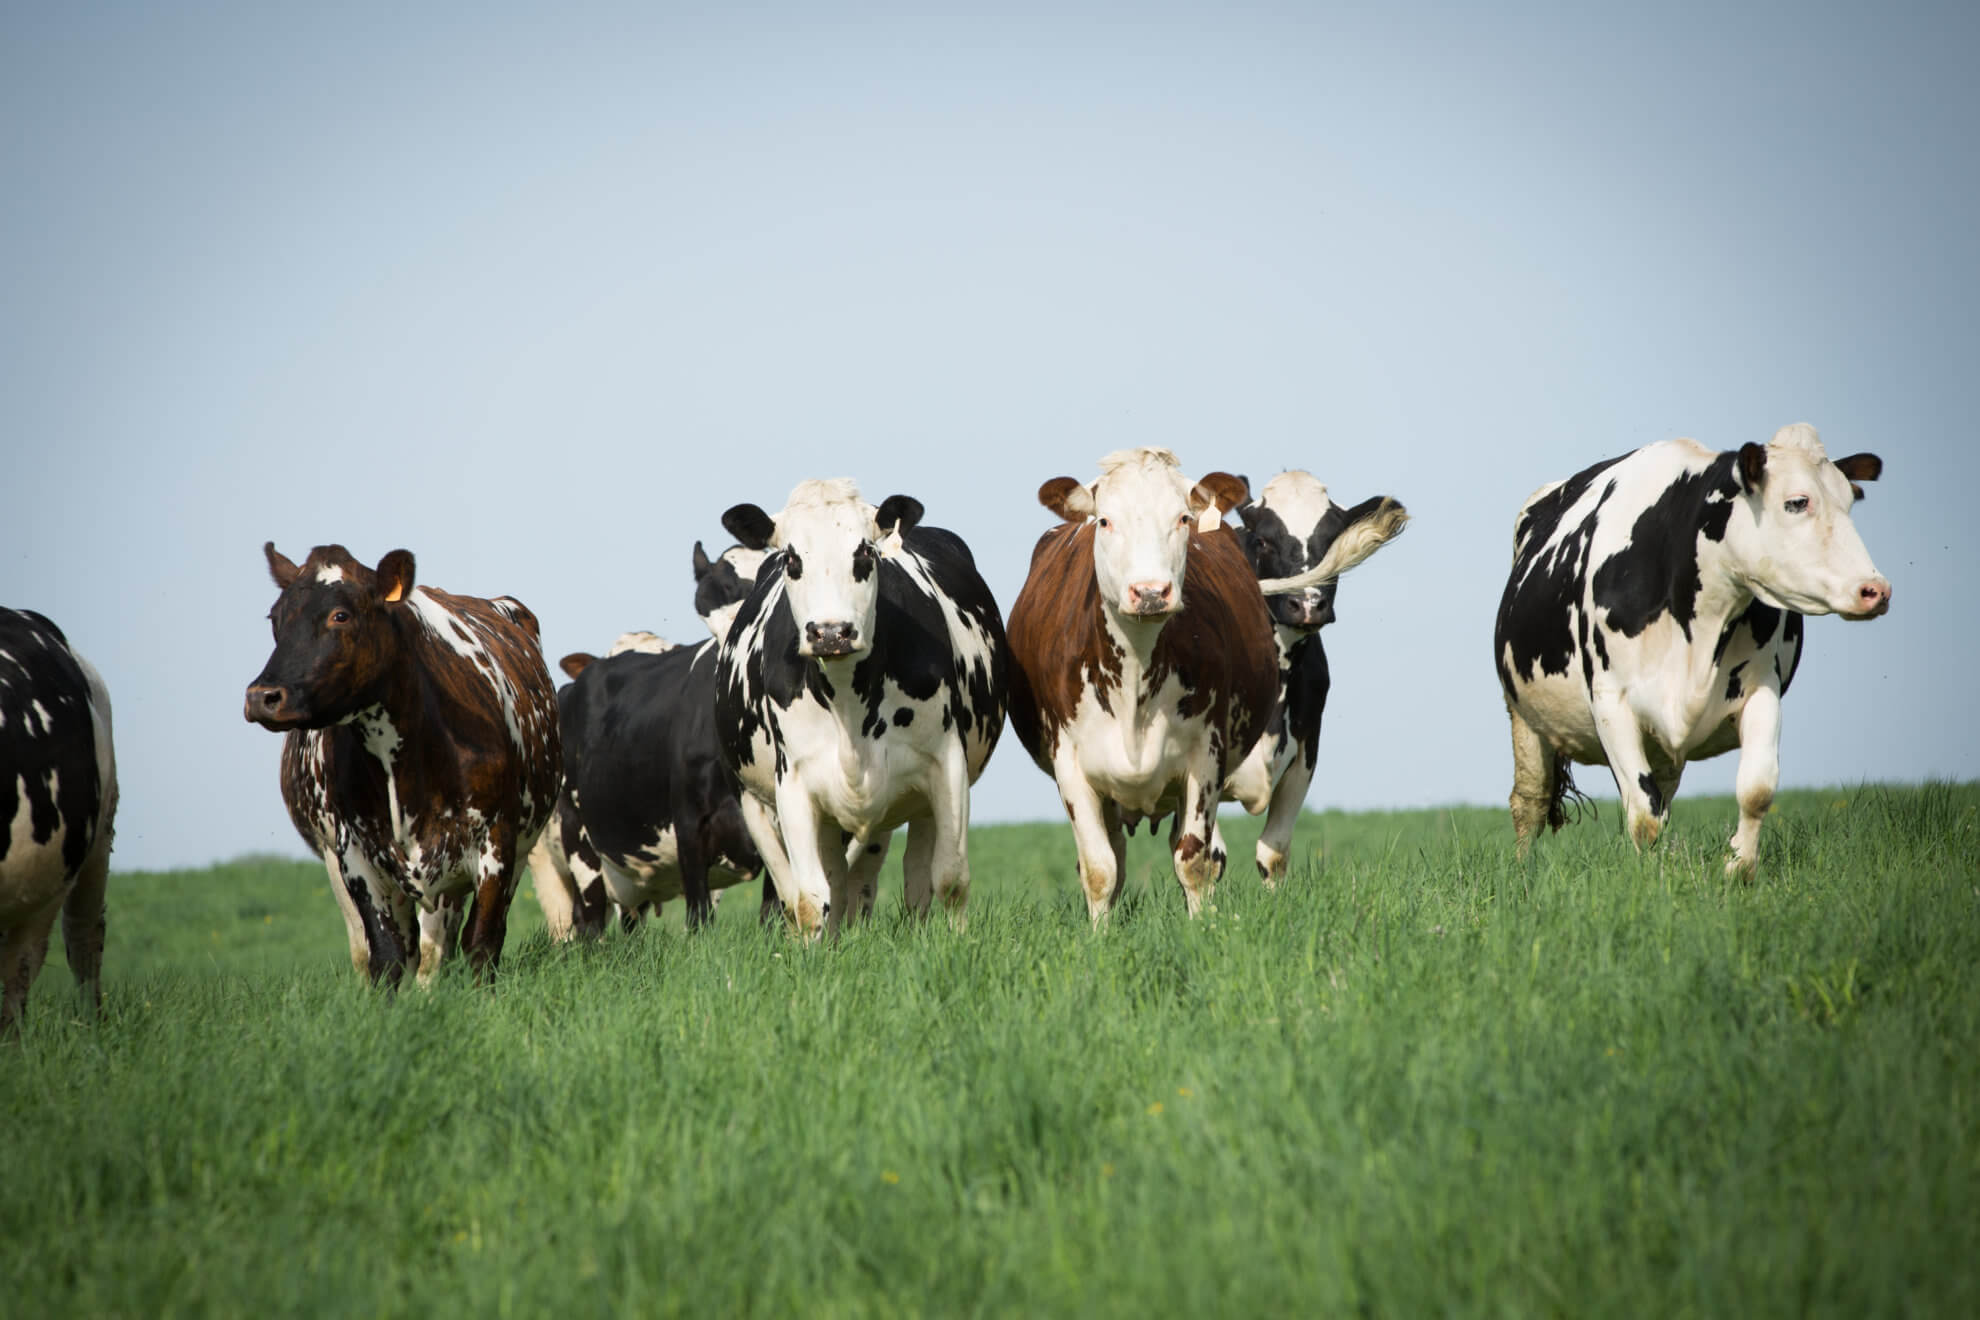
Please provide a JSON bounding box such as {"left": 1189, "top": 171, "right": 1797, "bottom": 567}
{"left": 352, "top": 706, "right": 406, "bottom": 842}
{"left": 316, "top": 564, "right": 345, "bottom": 584}
{"left": 608, "top": 630, "right": 674, "bottom": 656}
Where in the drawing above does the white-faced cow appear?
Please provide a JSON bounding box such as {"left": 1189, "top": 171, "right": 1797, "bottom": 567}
{"left": 1, "top": 609, "right": 116, "bottom": 1034}
{"left": 245, "top": 544, "right": 561, "bottom": 982}
{"left": 1226, "top": 472, "right": 1408, "bottom": 883}
{"left": 1007, "top": 448, "right": 1403, "bottom": 922}
{"left": 1495, "top": 424, "right": 1890, "bottom": 877}
{"left": 537, "top": 543, "right": 777, "bottom": 939}
{"left": 714, "top": 480, "right": 1008, "bottom": 937}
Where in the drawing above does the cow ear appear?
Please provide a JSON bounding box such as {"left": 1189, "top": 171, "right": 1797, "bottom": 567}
{"left": 375, "top": 549, "right": 416, "bottom": 604}
{"left": 559, "top": 652, "right": 597, "bottom": 680}
{"left": 722, "top": 504, "right": 777, "bottom": 550}
{"left": 876, "top": 495, "right": 924, "bottom": 537}
{"left": 1737, "top": 442, "right": 1768, "bottom": 492}
{"left": 692, "top": 540, "right": 714, "bottom": 580}
{"left": 1834, "top": 452, "right": 1882, "bottom": 483}
{"left": 1190, "top": 471, "right": 1250, "bottom": 516}
{"left": 1039, "top": 477, "right": 1094, "bottom": 522}
{"left": 264, "top": 542, "right": 301, "bottom": 589}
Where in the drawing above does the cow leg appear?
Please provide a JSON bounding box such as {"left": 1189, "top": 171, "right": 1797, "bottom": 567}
{"left": 62, "top": 839, "right": 111, "bottom": 1022}
{"left": 1727, "top": 686, "right": 1782, "bottom": 880}
{"left": 1170, "top": 757, "right": 1224, "bottom": 917}
{"left": 739, "top": 794, "right": 799, "bottom": 927}
{"left": 1053, "top": 745, "right": 1126, "bottom": 924}
{"left": 927, "top": 743, "right": 974, "bottom": 925}
{"left": 526, "top": 830, "right": 580, "bottom": 943}
{"left": 339, "top": 852, "right": 412, "bottom": 986}
{"left": 462, "top": 823, "right": 521, "bottom": 979}
{"left": 1256, "top": 751, "right": 1313, "bottom": 888}
{"left": 678, "top": 830, "right": 716, "bottom": 932}
{"left": 0, "top": 892, "right": 64, "bottom": 1036}
{"left": 849, "top": 831, "right": 893, "bottom": 922}
{"left": 1589, "top": 693, "right": 1663, "bottom": 851}
{"left": 322, "top": 852, "right": 370, "bottom": 975}
{"left": 1506, "top": 701, "right": 1558, "bottom": 858}
{"left": 770, "top": 783, "right": 833, "bottom": 938}
{"left": 417, "top": 893, "right": 467, "bottom": 984}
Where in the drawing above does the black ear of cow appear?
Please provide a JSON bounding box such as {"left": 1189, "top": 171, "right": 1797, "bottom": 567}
{"left": 375, "top": 549, "right": 417, "bottom": 604}
{"left": 876, "top": 495, "right": 924, "bottom": 537}
{"left": 692, "top": 540, "right": 714, "bottom": 580}
{"left": 1235, "top": 501, "right": 1262, "bottom": 530}
{"left": 264, "top": 542, "right": 301, "bottom": 589}
{"left": 1834, "top": 452, "right": 1883, "bottom": 483}
{"left": 722, "top": 504, "right": 776, "bottom": 550}
{"left": 1737, "top": 442, "right": 1768, "bottom": 492}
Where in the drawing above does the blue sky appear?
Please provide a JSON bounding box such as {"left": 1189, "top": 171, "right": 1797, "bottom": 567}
{"left": 5, "top": 2, "right": 1975, "bottom": 869}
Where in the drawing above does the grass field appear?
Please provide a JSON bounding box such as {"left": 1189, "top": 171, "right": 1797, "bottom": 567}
{"left": 4, "top": 784, "right": 1977, "bottom": 1317}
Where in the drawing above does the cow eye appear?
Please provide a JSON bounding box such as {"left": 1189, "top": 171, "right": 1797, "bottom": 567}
{"left": 1783, "top": 496, "right": 1810, "bottom": 515}
{"left": 785, "top": 550, "right": 804, "bottom": 581}
{"left": 1097, "top": 517, "right": 1111, "bottom": 530}
{"left": 1177, "top": 513, "right": 1191, "bottom": 528}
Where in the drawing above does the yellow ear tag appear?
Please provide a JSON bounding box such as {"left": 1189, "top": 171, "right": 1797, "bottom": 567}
{"left": 384, "top": 583, "right": 405, "bottom": 603}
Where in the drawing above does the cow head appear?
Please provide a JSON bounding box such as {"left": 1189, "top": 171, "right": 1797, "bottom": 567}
{"left": 245, "top": 543, "right": 414, "bottom": 730}
{"left": 1039, "top": 448, "right": 1248, "bottom": 622}
{"left": 692, "top": 540, "right": 769, "bottom": 643}
{"left": 722, "top": 480, "right": 921, "bottom": 660}
{"left": 1728, "top": 424, "right": 1890, "bottom": 620}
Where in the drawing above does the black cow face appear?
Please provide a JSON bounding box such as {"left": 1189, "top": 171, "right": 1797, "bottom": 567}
{"left": 245, "top": 542, "right": 413, "bottom": 730}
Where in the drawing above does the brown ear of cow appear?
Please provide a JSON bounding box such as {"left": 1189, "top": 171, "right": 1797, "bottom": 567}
{"left": 1038, "top": 477, "right": 1094, "bottom": 522}
{"left": 1190, "top": 471, "right": 1251, "bottom": 516}
{"left": 1737, "top": 442, "right": 1768, "bottom": 492}
{"left": 559, "top": 652, "right": 597, "bottom": 680}
{"left": 722, "top": 504, "right": 777, "bottom": 550}
{"left": 1834, "top": 452, "right": 1882, "bottom": 485}
{"left": 375, "top": 549, "right": 416, "bottom": 603}
{"left": 264, "top": 542, "right": 301, "bottom": 589}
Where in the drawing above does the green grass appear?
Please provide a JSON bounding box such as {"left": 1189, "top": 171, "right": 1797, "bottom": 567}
{"left": 4, "top": 784, "right": 1978, "bottom": 1316}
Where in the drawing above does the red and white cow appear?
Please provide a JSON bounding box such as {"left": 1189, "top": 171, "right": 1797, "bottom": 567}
{"left": 245, "top": 544, "right": 561, "bottom": 982}
{"left": 1, "top": 608, "right": 116, "bottom": 1033}
{"left": 1495, "top": 424, "right": 1890, "bottom": 876}
{"left": 1007, "top": 448, "right": 1397, "bottom": 920}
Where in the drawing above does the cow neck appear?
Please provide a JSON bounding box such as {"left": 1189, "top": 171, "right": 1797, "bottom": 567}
{"left": 1097, "top": 597, "right": 1172, "bottom": 758}
{"left": 1273, "top": 623, "right": 1316, "bottom": 667}
{"left": 1686, "top": 536, "right": 1762, "bottom": 709}
{"left": 337, "top": 607, "right": 441, "bottom": 847}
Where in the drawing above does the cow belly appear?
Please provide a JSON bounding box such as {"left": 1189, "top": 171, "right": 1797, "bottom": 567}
{"left": 1060, "top": 684, "right": 1205, "bottom": 816}
{"left": 1506, "top": 668, "right": 1607, "bottom": 764}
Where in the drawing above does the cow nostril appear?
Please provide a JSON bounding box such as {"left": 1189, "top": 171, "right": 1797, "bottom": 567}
{"left": 261, "top": 689, "right": 283, "bottom": 708}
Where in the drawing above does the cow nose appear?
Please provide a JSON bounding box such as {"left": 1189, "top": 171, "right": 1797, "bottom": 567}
{"left": 1856, "top": 579, "right": 1892, "bottom": 616}
{"left": 1127, "top": 581, "right": 1175, "bottom": 614}
{"left": 804, "top": 621, "right": 858, "bottom": 655}
{"left": 245, "top": 684, "right": 289, "bottom": 723}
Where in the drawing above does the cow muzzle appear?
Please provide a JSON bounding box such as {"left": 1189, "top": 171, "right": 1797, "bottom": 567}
{"left": 244, "top": 684, "right": 305, "bottom": 729}
{"left": 1843, "top": 578, "right": 1892, "bottom": 621}
{"left": 801, "top": 621, "right": 863, "bottom": 657}
{"left": 1123, "top": 581, "right": 1177, "bottom": 616}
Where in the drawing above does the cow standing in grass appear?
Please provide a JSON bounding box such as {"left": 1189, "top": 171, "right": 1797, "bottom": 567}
{"left": 245, "top": 544, "right": 561, "bottom": 982}
{"left": 1227, "top": 472, "right": 1408, "bottom": 883}
{"left": 715, "top": 481, "right": 1008, "bottom": 937}
{"left": 1494, "top": 424, "right": 1890, "bottom": 876}
{"left": 1007, "top": 448, "right": 1402, "bottom": 921}
{"left": 1, "top": 609, "right": 116, "bottom": 1033}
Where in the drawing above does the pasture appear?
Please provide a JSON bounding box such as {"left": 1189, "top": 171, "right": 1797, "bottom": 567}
{"left": 4, "top": 785, "right": 1977, "bottom": 1317}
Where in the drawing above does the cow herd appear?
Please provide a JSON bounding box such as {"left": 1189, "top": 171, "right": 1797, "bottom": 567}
{"left": 0, "top": 425, "right": 1892, "bottom": 1027}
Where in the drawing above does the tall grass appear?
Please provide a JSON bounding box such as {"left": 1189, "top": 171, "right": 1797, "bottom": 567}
{"left": 3, "top": 785, "right": 1976, "bottom": 1316}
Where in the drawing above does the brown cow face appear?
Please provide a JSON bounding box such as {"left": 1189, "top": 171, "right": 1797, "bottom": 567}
{"left": 1039, "top": 448, "right": 1247, "bottom": 620}
{"left": 245, "top": 543, "right": 415, "bottom": 730}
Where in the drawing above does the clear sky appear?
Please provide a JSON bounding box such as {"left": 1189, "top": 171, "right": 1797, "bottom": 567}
{"left": 5, "top": 2, "right": 1975, "bottom": 870}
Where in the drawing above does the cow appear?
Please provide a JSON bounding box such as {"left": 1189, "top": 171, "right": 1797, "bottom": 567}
{"left": 245, "top": 544, "right": 561, "bottom": 983}
{"left": 1494, "top": 423, "right": 1890, "bottom": 877}
{"left": 1, "top": 609, "right": 116, "bottom": 1034}
{"left": 1226, "top": 472, "right": 1409, "bottom": 883}
{"left": 714, "top": 479, "right": 1008, "bottom": 937}
{"left": 528, "top": 543, "right": 776, "bottom": 941}
{"left": 1006, "top": 448, "right": 1402, "bottom": 922}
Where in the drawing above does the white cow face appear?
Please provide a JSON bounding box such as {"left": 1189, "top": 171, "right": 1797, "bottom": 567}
{"left": 1729, "top": 424, "right": 1890, "bottom": 619}
{"left": 722, "top": 480, "right": 923, "bottom": 660}
{"left": 1040, "top": 448, "right": 1248, "bottom": 620}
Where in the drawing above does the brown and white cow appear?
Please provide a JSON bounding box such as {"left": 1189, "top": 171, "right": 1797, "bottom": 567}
{"left": 244, "top": 543, "right": 561, "bottom": 983}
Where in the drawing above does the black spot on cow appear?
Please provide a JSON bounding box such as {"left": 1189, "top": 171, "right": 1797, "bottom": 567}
{"left": 1495, "top": 460, "right": 1622, "bottom": 694}
{"left": 1638, "top": 772, "right": 1665, "bottom": 819}
{"left": 1725, "top": 662, "right": 1746, "bottom": 702}
{"left": 1589, "top": 453, "right": 1740, "bottom": 641}
{"left": 893, "top": 707, "right": 914, "bottom": 727}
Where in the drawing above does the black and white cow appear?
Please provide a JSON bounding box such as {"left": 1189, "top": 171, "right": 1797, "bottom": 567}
{"left": 528, "top": 543, "right": 774, "bottom": 940}
{"left": 246, "top": 544, "right": 562, "bottom": 982}
{"left": 1, "top": 609, "right": 116, "bottom": 1033}
{"left": 1494, "top": 424, "right": 1890, "bottom": 876}
{"left": 715, "top": 480, "right": 1008, "bottom": 937}
{"left": 1227, "top": 472, "right": 1408, "bottom": 883}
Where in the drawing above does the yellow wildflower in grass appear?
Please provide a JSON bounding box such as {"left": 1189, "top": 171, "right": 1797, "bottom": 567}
{"left": 881, "top": 1170, "right": 900, "bottom": 1185}
{"left": 1146, "top": 1102, "right": 1164, "bottom": 1116}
